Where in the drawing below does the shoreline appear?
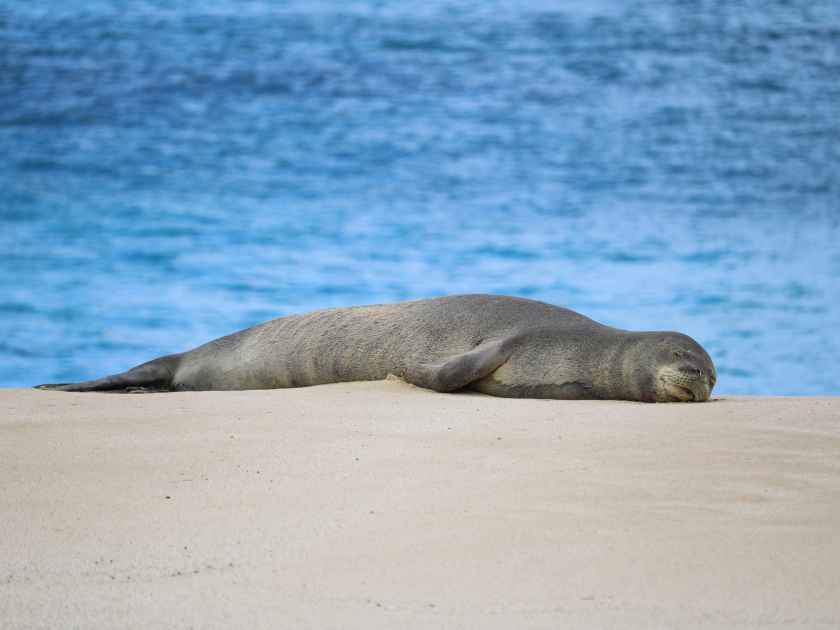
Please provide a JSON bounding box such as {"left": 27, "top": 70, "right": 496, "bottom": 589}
{"left": 2, "top": 382, "right": 839, "bottom": 629}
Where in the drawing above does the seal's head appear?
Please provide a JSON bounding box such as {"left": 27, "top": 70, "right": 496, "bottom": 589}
{"left": 646, "top": 333, "right": 716, "bottom": 402}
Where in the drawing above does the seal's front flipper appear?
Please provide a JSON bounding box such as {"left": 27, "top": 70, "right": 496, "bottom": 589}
{"left": 402, "top": 338, "right": 514, "bottom": 393}
{"left": 35, "top": 353, "right": 182, "bottom": 393}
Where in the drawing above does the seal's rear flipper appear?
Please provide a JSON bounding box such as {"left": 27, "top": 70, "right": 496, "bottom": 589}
{"left": 402, "top": 337, "right": 514, "bottom": 393}
{"left": 35, "top": 353, "right": 182, "bottom": 393}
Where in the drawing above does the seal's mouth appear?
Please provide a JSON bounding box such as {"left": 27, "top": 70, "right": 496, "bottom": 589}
{"left": 665, "top": 383, "right": 697, "bottom": 402}
{"left": 658, "top": 367, "right": 712, "bottom": 402}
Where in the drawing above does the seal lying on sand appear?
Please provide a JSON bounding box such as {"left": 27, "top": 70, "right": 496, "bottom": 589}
{"left": 37, "top": 294, "right": 716, "bottom": 402}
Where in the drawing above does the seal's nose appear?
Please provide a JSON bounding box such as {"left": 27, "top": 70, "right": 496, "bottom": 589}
{"left": 691, "top": 381, "right": 711, "bottom": 402}
{"left": 676, "top": 363, "right": 712, "bottom": 402}
{"left": 690, "top": 373, "right": 713, "bottom": 402}
{"left": 658, "top": 359, "right": 715, "bottom": 402}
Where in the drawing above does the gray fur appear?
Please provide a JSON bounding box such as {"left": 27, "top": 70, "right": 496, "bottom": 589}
{"left": 37, "top": 294, "right": 716, "bottom": 402}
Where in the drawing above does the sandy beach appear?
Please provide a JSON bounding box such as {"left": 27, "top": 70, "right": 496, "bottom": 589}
{"left": 2, "top": 381, "right": 838, "bottom": 629}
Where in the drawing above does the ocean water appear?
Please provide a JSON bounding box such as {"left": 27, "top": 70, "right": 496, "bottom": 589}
{"left": 1, "top": 1, "right": 839, "bottom": 394}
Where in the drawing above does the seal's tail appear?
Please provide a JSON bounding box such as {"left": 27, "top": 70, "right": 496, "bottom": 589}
{"left": 35, "top": 353, "right": 182, "bottom": 393}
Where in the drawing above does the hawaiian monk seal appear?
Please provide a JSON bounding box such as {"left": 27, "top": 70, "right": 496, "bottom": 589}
{"left": 37, "top": 294, "right": 716, "bottom": 402}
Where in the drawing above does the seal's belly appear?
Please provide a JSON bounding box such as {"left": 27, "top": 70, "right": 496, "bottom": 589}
{"left": 472, "top": 358, "right": 602, "bottom": 399}
{"left": 473, "top": 374, "right": 598, "bottom": 399}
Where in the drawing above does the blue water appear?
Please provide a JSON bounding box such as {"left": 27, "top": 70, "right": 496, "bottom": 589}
{"left": 2, "top": 1, "right": 839, "bottom": 394}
